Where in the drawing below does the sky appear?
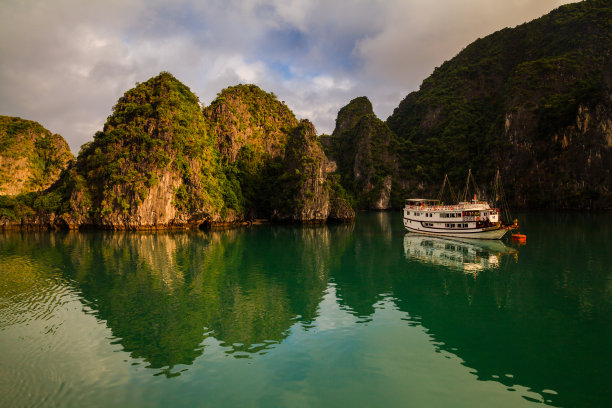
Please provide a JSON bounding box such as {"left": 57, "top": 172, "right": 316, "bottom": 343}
{"left": 0, "top": 0, "right": 575, "bottom": 154}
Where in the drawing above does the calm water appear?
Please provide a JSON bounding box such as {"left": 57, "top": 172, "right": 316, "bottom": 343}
{"left": 0, "top": 212, "right": 610, "bottom": 407}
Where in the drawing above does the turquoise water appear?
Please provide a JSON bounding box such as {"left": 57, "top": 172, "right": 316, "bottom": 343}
{"left": 0, "top": 212, "right": 610, "bottom": 407}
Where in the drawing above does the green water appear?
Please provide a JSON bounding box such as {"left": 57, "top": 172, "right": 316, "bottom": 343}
{"left": 0, "top": 212, "right": 610, "bottom": 407}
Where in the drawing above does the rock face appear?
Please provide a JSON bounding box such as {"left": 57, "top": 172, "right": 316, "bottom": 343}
{"left": 322, "top": 97, "right": 399, "bottom": 209}
{"left": 64, "top": 72, "right": 227, "bottom": 229}
{"left": 0, "top": 116, "right": 73, "bottom": 195}
{"left": 387, "top": 0, "right": 612, "bottom": 209}
{"left": 328, "top": 197, "right": 356, "bottom": 222}
{"left": 272, "top": 120, "right": 331, "bottom": 222}
{"left": 333, "top": 96, "right": 374, "bottom": 136}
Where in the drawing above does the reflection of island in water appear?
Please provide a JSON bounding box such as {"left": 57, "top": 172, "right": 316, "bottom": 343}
{"left": 403, "top": 234, "right": 517, "bottom": 273}
{"left": 0, "top": 224, "right": 354, "bottom": 377}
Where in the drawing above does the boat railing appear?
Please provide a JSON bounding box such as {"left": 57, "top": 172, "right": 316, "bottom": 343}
{"left": 405, "top": 202, "right": 491, "bottom": 212}
{"left": 405, "top": 204, "right": 470, "bottom": 211}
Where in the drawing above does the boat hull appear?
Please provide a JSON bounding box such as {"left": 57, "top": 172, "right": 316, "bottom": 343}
{"left": 403, "top": 223, "right": 509, "bottom": 240}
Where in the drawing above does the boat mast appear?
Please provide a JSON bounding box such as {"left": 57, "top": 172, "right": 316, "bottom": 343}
{"left": 437, "top": 174, "right": 458, "bottom": 204}
{"left": 493, "top": 168, "right": 513, "bottom": 225}
{"left": 462, "top": 169, "right": 481, "bottom": 202}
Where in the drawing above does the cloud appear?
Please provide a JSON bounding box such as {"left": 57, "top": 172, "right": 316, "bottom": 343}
{"left": 0, "top": 0, "right": 575, "bottom": 153}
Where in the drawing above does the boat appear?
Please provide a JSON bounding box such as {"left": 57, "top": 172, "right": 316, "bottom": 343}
{"left": 403, "top": 170, "right": 518, "bottom": 240}
{"left": 403, "top": 234, "right": 517, "bottom": 273}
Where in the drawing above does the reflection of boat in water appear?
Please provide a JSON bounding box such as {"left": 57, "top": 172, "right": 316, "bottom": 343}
{"left": 403, "top": 234, "right": 517, "bottom": 273}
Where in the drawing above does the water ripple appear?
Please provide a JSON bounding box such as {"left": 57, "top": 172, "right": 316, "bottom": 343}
{"left": 0, "top": 256, "right": 74, "bottom": 330}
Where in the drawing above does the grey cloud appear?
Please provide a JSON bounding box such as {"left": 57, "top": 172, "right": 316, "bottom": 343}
{"left": 0, "top": 0, "right": 576, "bottom": 153}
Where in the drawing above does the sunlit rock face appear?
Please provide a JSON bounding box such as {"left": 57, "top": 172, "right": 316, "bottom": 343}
{"left": 0, "top": 116, "right": 73, "bottom": 196}
{"left": 204, "top": 84, "right": 299, "bottom": 163}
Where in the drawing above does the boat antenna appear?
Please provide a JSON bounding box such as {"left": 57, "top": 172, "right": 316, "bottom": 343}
{"left": 437, "top": 174, "right": 457, "bottom": 203}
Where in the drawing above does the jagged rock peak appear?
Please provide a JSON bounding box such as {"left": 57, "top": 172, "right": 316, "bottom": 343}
{"left": 333, "top": 96, "right": 374, "bottom": 136}
{"left": 67, "top": 71, "right": 226, "bottom": 229}
{"left": 0, "top": 115, "right": 73, "bottom": 195}
{"left": 204, "top": 84, "right": 298, "bottom": 162}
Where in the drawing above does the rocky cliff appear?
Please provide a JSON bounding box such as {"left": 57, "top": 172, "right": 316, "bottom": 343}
{"left": 270, "top": 120, "right": 354, "bottom": 223}
{"left": 322, "top": 97, "right": 400, "bottom": 210}
{"left": 272, "top": 120, "right": 331, "bottom": 222}
{"left": 204, "top": 85, "right": 299, "bottom": 218}
{"left": 387, "top": 0, "right": 612, "bottom": 209}
{"left": 72, "top": 72, "right": 230, "bottom": 229}
{"left": 18, "top": 72, "right": 229, "bottom": 230}
{"left": 1, "top": 74, "right": 354, "bottom": 229}
{"left": 0, "top": 116, "right": 73, "bottom": 195}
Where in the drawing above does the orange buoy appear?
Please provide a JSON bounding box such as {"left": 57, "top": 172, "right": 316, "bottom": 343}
{"left": 512, "top": 233, "right": 526, "bottom": 242}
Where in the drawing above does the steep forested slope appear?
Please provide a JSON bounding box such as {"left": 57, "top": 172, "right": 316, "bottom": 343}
{"left": 387, "top": 0, "right": 611, "bottom": 209}
{"left": 321, "top": 97, "right": 400, "bottom": 209}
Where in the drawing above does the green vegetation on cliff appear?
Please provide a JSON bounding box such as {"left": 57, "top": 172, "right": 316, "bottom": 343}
{"left": 0, "top": 116, "right": 73, "bottom": 196}
{"left": 322, "top": 97, "right": 400, "bottom": 209}
{"left": 62, "top": 72, "right": 228, "bottom": 227}
{"left": 272, "top": 120, "right": 330, "bottom": 222}
{"left": 205, "top": 84, "right": 300, "bottom": 218}
{"left": 1, "top": 75, "right": 354, "bottom": 228}
{"left": 387, "top": 0, "right": 611, "bottom": 209}
{"left": 205, "top": 84, "right": 298, "bottom": 162}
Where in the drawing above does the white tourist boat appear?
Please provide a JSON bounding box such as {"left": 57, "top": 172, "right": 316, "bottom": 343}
{"left": 403, "top": 171, "right": 517, "bottom": 240}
